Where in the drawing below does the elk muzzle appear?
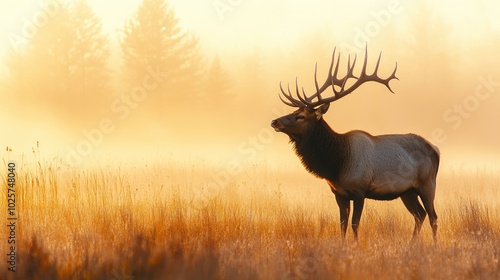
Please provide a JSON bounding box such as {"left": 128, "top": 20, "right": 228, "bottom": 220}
{"left": 271, "top": 119, "right": 283, "bottom": 132}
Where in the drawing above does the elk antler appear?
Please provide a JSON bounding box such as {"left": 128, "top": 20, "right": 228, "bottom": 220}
{"left": 279, "top": 46, "right": 398, "bottom": 109}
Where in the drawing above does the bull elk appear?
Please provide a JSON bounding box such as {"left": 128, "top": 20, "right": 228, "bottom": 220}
{"left": 271, "top": 47, "right": 440, "bottom": 242}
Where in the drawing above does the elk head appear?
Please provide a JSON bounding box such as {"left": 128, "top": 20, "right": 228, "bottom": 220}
{"left": 271, "top": 46, "right": 398, "bottom": 141}
{"left": 271, "top": 104, "right": 330, "bottom": 142}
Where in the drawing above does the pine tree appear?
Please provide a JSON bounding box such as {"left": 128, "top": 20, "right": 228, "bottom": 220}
{"left": 121, "top": 0, "right": 202, "bottom": 115}
{"left": 204, "top": 55, "right": 232, "bottom": 107}
{"left": 3, "top": 0, "right": 110, "bottom": 127}
{"left": 3, "top": 5, "right": 73, "bottom": 115}
{"left": 404, "top": 0, "right": 455, "bottom": 87}
{"left": 69, "top": 0, "right": 110, "bottom": 107}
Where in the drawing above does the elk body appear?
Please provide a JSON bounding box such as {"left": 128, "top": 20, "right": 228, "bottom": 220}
{"left": 271, "top": 48, "right": 440, "bottom": 242}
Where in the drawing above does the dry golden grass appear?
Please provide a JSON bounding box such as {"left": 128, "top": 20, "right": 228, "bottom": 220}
{"left": 1, "top": 152, "right": 499, "bottom": 280}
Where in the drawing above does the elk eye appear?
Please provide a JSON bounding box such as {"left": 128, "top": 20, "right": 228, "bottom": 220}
{"left": 296, "top": 115, "right": 305, "bottom": 120}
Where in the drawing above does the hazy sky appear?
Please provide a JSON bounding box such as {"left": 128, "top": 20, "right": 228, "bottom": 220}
{"left": 1, "top": 0, "right": 499, "bottom": 57}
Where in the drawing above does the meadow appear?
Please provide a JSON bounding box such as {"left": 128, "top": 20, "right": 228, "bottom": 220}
{"left": 1, "top": 151, "right": 499, "bottom": 280}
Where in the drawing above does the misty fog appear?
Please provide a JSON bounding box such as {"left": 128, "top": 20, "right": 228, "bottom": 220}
{"left": 1, "top": 0, "right": 500, "bottom": 170}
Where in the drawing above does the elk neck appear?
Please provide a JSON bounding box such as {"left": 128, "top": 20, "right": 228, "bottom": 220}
{"left": 291, "top": 118, "right": 350, "bottom": 182}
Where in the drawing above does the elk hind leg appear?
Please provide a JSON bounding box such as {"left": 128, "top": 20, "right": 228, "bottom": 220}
{"left": 420, "top": 188, "right": 438, "bottom": 242}
{"left": 400, "top": 190, "right": 427, "bottom": 239}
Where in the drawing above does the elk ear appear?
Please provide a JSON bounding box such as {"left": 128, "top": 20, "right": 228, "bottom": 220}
{"left": 315, "top": 104, "right": 330, "bottom": 120}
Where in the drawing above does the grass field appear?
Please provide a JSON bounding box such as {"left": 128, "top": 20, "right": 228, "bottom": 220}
{"left": 1, "top": 152, "right": 499, "bottom": 280}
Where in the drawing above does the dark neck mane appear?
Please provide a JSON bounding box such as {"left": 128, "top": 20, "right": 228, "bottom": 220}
{"left": 291, "top": 119, "right": 349, "bottom": 182}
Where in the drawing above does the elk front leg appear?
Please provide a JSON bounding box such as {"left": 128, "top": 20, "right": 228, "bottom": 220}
{"left": 335, "top": 194, "right": 350, "bottom": 241}
{"left": 352, "top": 198, "right": 365, "bottom": 242}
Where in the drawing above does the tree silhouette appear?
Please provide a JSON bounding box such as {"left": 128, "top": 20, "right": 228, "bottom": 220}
{"left": 203, "top": 55, "right": 232, "bottom": 107}
{"left": 403, "top": 0, "right": 455, "bottom": 89}
{"left": 465, "top": 1, "right": 500, "bottom": 76}
{"left": 3, "top": 5, "right": 72, "bottom": 115}
{"left": 392, "top": 0, "right": 459, "bottom": 128}
{"left": 3, "top": 0, "right": 110, "bottom": 128}
{"left": 69, "top": 0, "right": 110, "bottom": 106}
{"left": 121, "top": 0, "right": 202, "bottom": 116}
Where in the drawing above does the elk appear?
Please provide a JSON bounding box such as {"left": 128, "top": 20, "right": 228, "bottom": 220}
{"left": 271, "top": 47, "right": 440, "bottom": 242}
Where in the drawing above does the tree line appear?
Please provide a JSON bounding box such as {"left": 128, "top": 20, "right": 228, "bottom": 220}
{"left": 2, "top": 0, "right": 232, "bottom": 131}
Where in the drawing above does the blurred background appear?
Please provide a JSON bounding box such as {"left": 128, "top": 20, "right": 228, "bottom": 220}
{"left": 1, "top": 0, "right": 499, "bottom": 171}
